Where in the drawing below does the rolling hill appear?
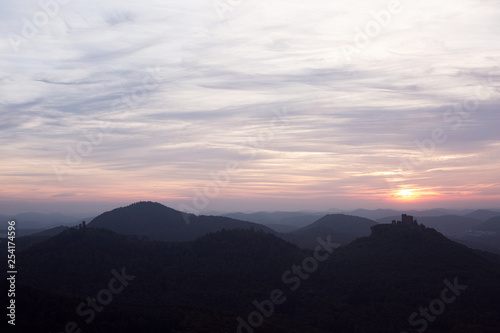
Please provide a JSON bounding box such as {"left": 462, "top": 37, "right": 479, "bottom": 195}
{"left": 454, "top": 216, "right": 500, "bottom": 254}
{"left": 223, "top": 211, "right": 324, "bottom": 228}
{"left": 376, "top": 214, "right": 500, "bottom": 254}
{"left": 284, "top": 214, "right": 378, "bottom": 248}
{"left": 474, "top": 215, "right": 500, "bottom": 232}
{"left": 87, "top": 201, "right": 276, "bottom": 241}
{"left": 464, "top": 209, "right": 500, "bottom": 221}
{"left": 11, "top": 221, "right": 500, "bottom": 332}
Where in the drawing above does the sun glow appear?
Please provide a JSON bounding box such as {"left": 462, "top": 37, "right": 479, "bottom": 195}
{"left": 398, "top": 189, "right": 414, "bottom": 197}
{"left": 393, "top": 189, "right": 419, "bottom": 201}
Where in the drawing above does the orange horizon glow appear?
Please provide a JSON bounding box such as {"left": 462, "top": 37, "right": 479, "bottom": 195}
{"left": 392, "top": 188, "right": 422, "bottom": 202}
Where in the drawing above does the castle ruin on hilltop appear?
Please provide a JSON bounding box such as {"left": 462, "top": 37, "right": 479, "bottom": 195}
{"left": 371, "top": 213, "right": 425, "bottom": 236}
{"left": 392, "top": 214, "right": 418, "bottom": 226}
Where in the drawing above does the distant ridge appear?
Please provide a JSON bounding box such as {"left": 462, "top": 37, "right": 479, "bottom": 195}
{"left": 223, "top": 211, "right": 323, "bottom": 228}
{"left": 377, "top": 214, "right": 481, "bottom": 236}
{"left": 28, "top": 226, "right": 69, "bottom": 237}
{"left": 474, "top": 216, "right": 500, "bottom": 232}
{"left": 284, "top": 214, "right": 377, "bottom": 248}
{"left": 0, "top": 212, "right": 81, "bottom": 229}
{"left": 465, "top": 209, "right": 500, "bottom": 221}
{"left": 87, "top": 201, "right": 275, "bottom": 242}
{"left": 350, "top": 208, "right": 474, "bottom": 220}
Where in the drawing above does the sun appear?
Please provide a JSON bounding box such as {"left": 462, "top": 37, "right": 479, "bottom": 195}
{"left": 397, "top": 189, "right": 414, "bottom": 197}
{"left": 393, "top": 189, "right": 419, "bottom": 201}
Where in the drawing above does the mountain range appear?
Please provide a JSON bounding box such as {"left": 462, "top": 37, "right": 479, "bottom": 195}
{"left": 5, "top": 203, "right": 500, "bottom": 254}
{"left": 0, "top": 212, "right": 91, "bottom": 230}
{"left": 346, "top": 208, "right": 479, "bottom": 220}
{"left": 5, "top": 216, "right": 500, "bottom": 332}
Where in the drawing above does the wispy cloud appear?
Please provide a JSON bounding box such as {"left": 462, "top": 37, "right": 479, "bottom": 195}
{"left": 1, "top": 0, "right": 499, "bottom": 214}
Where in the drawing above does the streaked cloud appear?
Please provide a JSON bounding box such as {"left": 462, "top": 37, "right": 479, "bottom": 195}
{"left": 1, "top": 0, "right": 499, "bottom": 214}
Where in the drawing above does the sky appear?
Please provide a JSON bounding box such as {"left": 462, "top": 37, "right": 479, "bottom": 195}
{"left": 1, "top": 0, "right": 500, "bottom": 216}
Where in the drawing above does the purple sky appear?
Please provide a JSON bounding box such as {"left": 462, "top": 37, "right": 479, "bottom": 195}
{"left": 1, "top": 0, "right": 499, "bottom": 215}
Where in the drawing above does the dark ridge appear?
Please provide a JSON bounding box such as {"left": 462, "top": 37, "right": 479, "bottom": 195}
{"left": 87, "top": 201, "right": 275, "bottom": 241}
{"left": 10, "top": 214, "right": 500, "bottom": 332}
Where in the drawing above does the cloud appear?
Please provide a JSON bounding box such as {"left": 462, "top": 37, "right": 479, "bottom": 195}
{"left": 52, "top": 193, "right": 76, "bottom": 198}
{"left": 1, "top": 0, "right": 500, "bottom": 213}
{"left": 103, "top": 11, "right": 136, "bottom": 27}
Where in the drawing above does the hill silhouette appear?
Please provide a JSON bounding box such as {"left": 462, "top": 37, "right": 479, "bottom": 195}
{"left": 378, "top": 214, "right": 481, "bottom": 237}
{"left": 224, "top": 211, "right": 323, "bottom": 228}
{"left": 474, "top": 215, "right": 500, "bottom": 232}
{"left": 284, "top": 214, "right": 377, "bottom": 248}
{"left": 465, "top": 209, "right": 500, "bottom": 221}
{"left": 454, "top": 216, "right": 500, "bottom": 254}
{"left": 11, "top": 219, "right": 500, "bottom": 332}
{"left": 304, "top": 222, "right": 500, "bottom": 332}
{"left": 87, "top": 201, "right": 275, "bottom": 241}
{"left": 29, "top": 225, "right": 69, "bottom": 237}
{"left": 265, "top": 223, "right": 300, "bottom": 233}
{"left": 14, "top": 227, "right": 306, "bottom": 332}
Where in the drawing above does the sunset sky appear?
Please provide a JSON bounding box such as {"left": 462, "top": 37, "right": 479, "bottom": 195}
{"left": 1, "top": 0, "right": 499, "bottom": 215}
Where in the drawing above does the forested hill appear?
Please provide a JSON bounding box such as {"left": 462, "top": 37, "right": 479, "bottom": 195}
{"left": 8, "top": 221, "right": 500, "bottom": 332}
{"left": 87, "top": 201, "right": 276, "bottom": 241}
